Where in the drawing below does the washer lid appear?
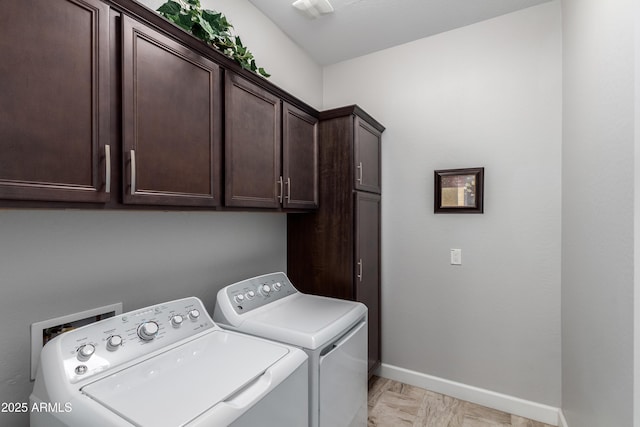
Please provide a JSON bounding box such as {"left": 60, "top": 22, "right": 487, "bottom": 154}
{"left": 81, "top": 330, "right": 289, "bottom": 427}
{"left": 236, "top": 294, "right": 367, "bottom": 350}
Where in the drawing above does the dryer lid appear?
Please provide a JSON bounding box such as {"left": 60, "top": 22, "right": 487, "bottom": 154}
{"left": 81, "top": 330, "right": 289, "bottom": 426}
{"left": 236, "top": 294, "right": 367, "bottom": 350}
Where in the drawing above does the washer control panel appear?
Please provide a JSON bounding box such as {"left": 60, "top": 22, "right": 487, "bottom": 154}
{"left": 223, "top": 272, "right": 297, "bottom": 315}
{"left": 50, "top": 297, "right": 213, "bottom": 384}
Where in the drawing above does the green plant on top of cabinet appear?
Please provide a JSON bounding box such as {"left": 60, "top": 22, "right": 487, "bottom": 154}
{"left": 156, "top": 0, "right": 270, "bottom": 77}
{"left": 121, "top": 15, "right": 222, "bottom": 207}
{"left": 0, "top": 0, "right": 111, "bottom": 203}
{"left": 225, "top": 72, "right": 318, "bottom": 210}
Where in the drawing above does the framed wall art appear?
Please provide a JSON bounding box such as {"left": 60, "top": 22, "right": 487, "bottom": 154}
{"left": 434, "top": 167, "right": 484, "bottom": 214}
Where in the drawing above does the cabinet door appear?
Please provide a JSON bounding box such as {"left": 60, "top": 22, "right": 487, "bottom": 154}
{"left": 122, "top": 17, "right": 221, "bottom": 207}
{"left": 354, "top": 117, "right": 382, "bottom": 194}
{"left": 225, "top": 73, "right": 281, "bottom": 208}
{"left": 0, "top": 0, "right": 110, "bottom": 203}
{"left": 355, "top": 192, "right": 381, "bottom": 374}
{"left": 283, "top": 103, "right": 318, "bottom": 209}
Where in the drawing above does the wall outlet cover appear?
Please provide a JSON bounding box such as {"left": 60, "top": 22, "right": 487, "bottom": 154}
{"left": 450, "top": 248, "right": 462, "bottom": 265}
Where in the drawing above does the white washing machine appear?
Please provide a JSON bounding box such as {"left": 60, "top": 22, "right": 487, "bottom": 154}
{"left": 213, "top": 272, "right": 368, "bottom": 427}
{"left": 30, "top": 297, "right": 308, "bottom": 427}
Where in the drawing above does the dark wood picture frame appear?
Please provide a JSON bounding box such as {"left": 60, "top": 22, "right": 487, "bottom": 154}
{"left": 434, "top": 167, "right": 484, "bottom": 214}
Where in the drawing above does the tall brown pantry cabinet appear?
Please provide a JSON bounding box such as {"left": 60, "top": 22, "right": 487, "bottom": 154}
{"left": 288, "top": 105, "right": 384, "bottom": 377}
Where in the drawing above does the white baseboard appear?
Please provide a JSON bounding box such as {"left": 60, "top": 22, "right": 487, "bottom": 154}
{"left": 557, "top": 410, "right": 569, "bottom": 427}
{"left": 376, "top": 363, "right": 561, "bottom": 426}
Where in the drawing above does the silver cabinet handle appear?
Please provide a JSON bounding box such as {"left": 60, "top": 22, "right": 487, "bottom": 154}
{"left": 104, "top": 145, "right": 111, "bottom": 193}
{"left": 130, "top": 149, "right": 136, "bottom": 195}
{"left": 357, "top": 162, "right": 363, "bottom": 184}
{"left": 277, "top": 176, "right": 283, "bottom": 204}
{"left": 357, "top": 259, "right": 363, "bottom": 282}
{"left": 286, "top": 177, "right": 291, "bottom": 201}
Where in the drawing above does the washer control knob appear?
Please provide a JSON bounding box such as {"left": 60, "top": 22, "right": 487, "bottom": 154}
{"left": 170, "top": 315, "right": 184, "bottom": 327}
{"left": 234, "top": 294, "right": 245, "bottom": 304}
{"left": 188, "top": 309, "right": 200, "bottom": 321}
{"left": 246, "top": 290, "right": 256, "bottom": 300}
{"left": 273, "top": 282, "right": 282, "bottom": 291}
{"left": 106, "top": 335, "right": 123, "bottom": 351}
{"left": 260, "top": 284, "right": 271, "bottom": 295}
{"left": 77, "top": 344, "right": 96, "bottom": 361}
{"left": 137, "top": 321, "right": 159, "bottom": 341}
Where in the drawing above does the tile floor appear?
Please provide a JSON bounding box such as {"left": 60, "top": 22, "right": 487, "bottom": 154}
{"left": 367, "top": 376, "right": 554, "bottom": 427}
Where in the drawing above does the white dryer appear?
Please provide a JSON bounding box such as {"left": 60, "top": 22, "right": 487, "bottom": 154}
{"left": 30, "top": 297, "right": 308, "bottom": 427}
{"left": 213, "top": 272, "right": 368, "bottom": 427}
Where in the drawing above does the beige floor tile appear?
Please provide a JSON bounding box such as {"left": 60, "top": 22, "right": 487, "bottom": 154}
{"left": 368, "top": 377, "right": 551, "bottom": 427}
{"left": 415, "top": 390, "right": 466, "bottom": 427}
{"left": 511, "top": 415, "right": 554, "bottom": 427}
{"left": 462, "top": 402, "right": 511, "bottom": 425}
{"left": 369, "top": 376, "right": 393, "bottom": 408}
{"left": 369, "top": 390, "right": 422, "bottom": 426}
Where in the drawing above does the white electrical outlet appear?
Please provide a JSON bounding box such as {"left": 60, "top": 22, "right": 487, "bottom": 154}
{"left": 30, "top": 302, "right": 123, "bottom": 380}
{"left": 450, "top": 249, "right": 462, "bottom": 265}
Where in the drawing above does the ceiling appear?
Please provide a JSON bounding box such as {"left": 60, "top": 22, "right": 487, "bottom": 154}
{"left": 247, "top": 0, "right": 552, "bottom": 65}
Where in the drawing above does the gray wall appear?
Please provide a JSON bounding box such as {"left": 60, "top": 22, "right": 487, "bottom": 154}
{"left": 0, "top": 1, "right": 322, "bottom": 425}
{"left": 324, "top": 2, "right": 562, "bottom": 406}
{"left": 561, "top": 0, "right": 637, "bottom": 425}
{"left": 0, "top": 210, "right": 287, "bottom": 426}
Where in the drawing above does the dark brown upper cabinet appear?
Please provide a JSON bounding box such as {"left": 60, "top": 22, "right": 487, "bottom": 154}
{"left": 225, "top": 72, "right": 281, "bottom": 208}
{"left": 354, "top": 117, "right": 382, "bottom": 194}
{"left": 0, "top": 0, "right": 319, "bottom": 211}
{"left": 121, "top": 16, "right": 222, "bottom": 207}
{"left": 282, "top": 103, "right": 319, "bottom": 209}
{"left": 225, "top": 72, "right": 318, "bottom": 210}
{"left": 0, "top": 0, "right": 111, "bottom": 203}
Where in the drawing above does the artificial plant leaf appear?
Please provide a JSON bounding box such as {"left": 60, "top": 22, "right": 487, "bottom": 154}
{"left": 164, "top": 14, "right": 180, "bottom": 24}
{"left": 197, "top": 16, "right": 215, "bottom": 39}
{"left": 191, "top": 24, "right": 208, "bottom": 42}
{"left": 258, "top": 68, "right": 270, "bottom": 78}
{"left": 220, "top": 16, "right": 233, "bottom": 30}
{"left": 175, "top": 13, "right": 195, "bottom": 31}
{"left": 157, "top": 0, "right": 181, "bottom": 16}
{"left": 202, "top": 10, "right": 220, "bottom": 29}
{"left": 203, "top": 10, "right": 230, "bottom": 33}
